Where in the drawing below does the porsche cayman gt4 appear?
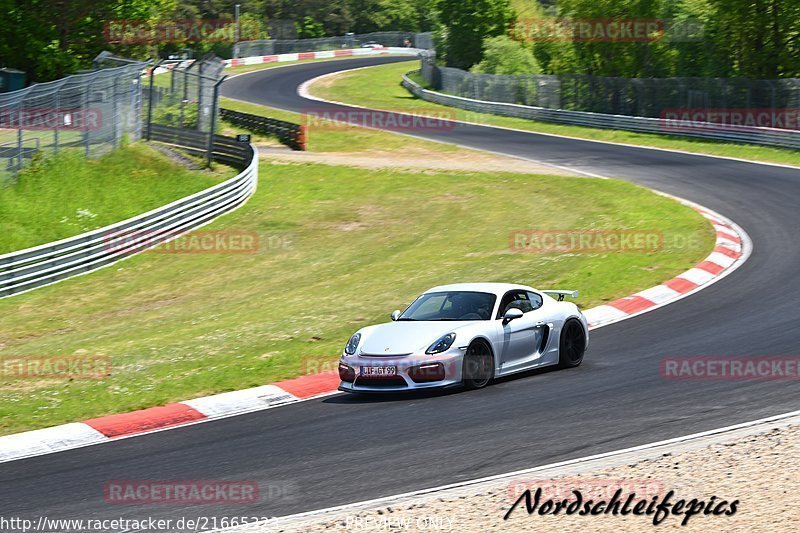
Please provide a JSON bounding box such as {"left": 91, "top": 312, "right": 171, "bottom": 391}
{"left": 338, "top": 283, "right": 588, "bottom": 392}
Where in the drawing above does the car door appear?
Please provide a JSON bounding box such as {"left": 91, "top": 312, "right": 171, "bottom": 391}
{"left": 526, "top": 291, "right": 564, "bottom": 366}
{"left": 497, "top": 290, "right": 545, "bottom": 373}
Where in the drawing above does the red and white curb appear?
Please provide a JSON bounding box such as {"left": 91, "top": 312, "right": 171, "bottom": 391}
{"left": 224, "top": 47, "right": 422, "bottom": 69}
{"left": 149, "top": 47, "right": 421, "bottom": 76}
{"left": 0, "top": 375, "right": 339, "bottom": 463}
{"left": 583, "top": 194, "right": 751, "bottom": 328}
{"left": 0, "top": 199, "right": 749, "bottom": 464}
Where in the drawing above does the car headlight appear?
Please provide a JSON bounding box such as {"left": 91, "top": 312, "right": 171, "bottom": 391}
{"left": 426, "top": 333, "right": 456, "bottom": 354}
{"left": 344, "top": 333, "right": 361, "bottom": 355}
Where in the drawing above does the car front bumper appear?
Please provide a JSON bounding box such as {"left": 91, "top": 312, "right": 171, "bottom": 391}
{"left": 338, "top": 350, "right": 465, "bottom": 393}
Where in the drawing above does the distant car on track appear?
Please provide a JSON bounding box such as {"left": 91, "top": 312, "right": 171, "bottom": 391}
{"left": 338, "top": 283, "right": 588, "bottom": 393}
{"left": 360, "top": 41, "right": 384, "bottom": 49}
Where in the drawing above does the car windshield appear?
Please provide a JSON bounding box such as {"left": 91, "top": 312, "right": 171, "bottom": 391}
{"left": 398, "top": 291, "right": 496, "bottom": 321}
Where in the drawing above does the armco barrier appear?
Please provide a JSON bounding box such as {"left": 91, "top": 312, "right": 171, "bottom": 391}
{"left": 0, "top": 127, "right": 257, "bottom": 299}
{"left": 149, "top": 124, "right": 253, "bottom": 168}
{"left": 401, "top": 72, "right": 800, "bottom": 150}
{"left": 220, "top": 108, "right": 306, "bottom": 150}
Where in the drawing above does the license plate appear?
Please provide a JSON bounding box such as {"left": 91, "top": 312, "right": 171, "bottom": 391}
{"left": 360, "top": 366, "right": 397, "bottom": 377}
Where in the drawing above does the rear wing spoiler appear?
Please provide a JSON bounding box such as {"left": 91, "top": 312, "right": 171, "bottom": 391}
{"left": 542, "top": 290, "right": 578, "bottom": 301}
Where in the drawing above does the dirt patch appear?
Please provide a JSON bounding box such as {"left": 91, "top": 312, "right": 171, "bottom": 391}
{"left": 257, "top": 145, "right": 579, "bottom": 176}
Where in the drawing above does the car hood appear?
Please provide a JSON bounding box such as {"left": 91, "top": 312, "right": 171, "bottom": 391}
{"left": 359, "top": 321, "right": 477, "bottom": 356}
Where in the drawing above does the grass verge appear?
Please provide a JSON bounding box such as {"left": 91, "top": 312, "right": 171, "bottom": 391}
{"left": 308, "top": 62, "right": 800, "bottom": 167}
{"left": 0, "top": 143, "right": 234, "bottom": 254}
{"left": 0, "top": 160, "right": 713, "bottom": 435}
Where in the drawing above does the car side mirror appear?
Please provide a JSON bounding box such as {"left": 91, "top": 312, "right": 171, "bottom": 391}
{"left": 391, "top": 310, "right": 401, "bottom": 321}
{"left": 502, "top": 308, "right": 524, "bottom": 322}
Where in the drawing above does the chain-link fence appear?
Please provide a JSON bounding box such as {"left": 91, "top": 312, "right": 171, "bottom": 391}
{"left": 0, "top": 61, "right": 146, "bottom": 182}
{"left": 420, "top": 54, "right": 800, "bottom": 119}
{"left": 143, "top": 55, "right": 226, "bottom": 166}
{"left": 233, "top": 31, "right": 433, "bottom": 58}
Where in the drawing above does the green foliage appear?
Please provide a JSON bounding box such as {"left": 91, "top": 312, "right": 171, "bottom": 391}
{"left": 0, "top": 0, "right": 434, "bottom": 82}
{"left": 0, "top": 0, "right": 176, "bottom": 81}
{"left": 471, "top": 35, "right": 541, "bottom": 74}
{"left": 4, "top": 0, "right": 798, "bottom": 82}
{"left": 536, "top": 0, "right": 800, "bottom": 78}
{"left": 435, "top": 0, "right": 516, "bottom": 69}
{"left": 296, "top": 16, "right": 325, "bottom": 39}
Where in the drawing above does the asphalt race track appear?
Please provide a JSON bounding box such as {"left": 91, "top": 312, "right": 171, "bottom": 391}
{"left": 3, "top": 55, "right": 800, "bottom": 524}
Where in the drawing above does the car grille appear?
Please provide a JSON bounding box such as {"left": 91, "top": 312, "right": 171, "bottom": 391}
{"left": 355, "top": 376, "right": 408, "bottom": 387}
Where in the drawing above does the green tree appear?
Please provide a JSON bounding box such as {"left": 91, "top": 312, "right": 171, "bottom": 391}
{"left": 435, "top": 0, "right": 515, "bottom": 69}
{"left": 471, "top": 35, "right": 540, "bottom": 74}
{"left": 296, "top": 16, "right": 325, "bottom": 39}
{"left": 0, "top": 0, "right": 175, "bottom": 81}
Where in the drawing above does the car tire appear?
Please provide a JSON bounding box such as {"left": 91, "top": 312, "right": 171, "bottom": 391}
{"left": 462, "top": 340, "right": 494, "bottom": 389}
{"left": 558, "top": 318, "right": 586, "bottom": 368}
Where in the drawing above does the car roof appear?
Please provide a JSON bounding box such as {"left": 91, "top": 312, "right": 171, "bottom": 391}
{"left": 424, "top": 282, "right": 538, "bottom": 296}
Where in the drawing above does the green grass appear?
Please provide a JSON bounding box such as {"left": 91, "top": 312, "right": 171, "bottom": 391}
{"left": 0, "top": 143, "right": 234, "bottom": 253}
{"left": 0, "top": 160, "right": 714, "bottom": 435}
{"left": 308, "top": 62, "right": 800, "bottom": 167}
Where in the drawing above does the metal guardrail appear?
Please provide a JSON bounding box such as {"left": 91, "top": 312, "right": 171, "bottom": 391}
{"left": 0, "top": 128, "right": 258, "bottom": 299}
{"left": 150, "top": 124, "right": 253, "bottom": 168}
{"left": 402, "top": 72, "right": 800, "bottom": 150}
{"left": 219, "top": 108, "right": 306, "bottom": 151}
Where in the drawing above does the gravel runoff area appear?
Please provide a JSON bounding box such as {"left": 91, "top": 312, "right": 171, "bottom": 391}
{"left": 224, "top": 411, "right": 800, "bottom": 532}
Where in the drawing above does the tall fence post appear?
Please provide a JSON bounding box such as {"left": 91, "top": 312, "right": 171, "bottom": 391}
{"left": 205, "top": 76, "right": 226, "bottom": 168}
{"left": 83, "top": 71, "right": 93, "bottom": 158}
{"left": 112, "top": 75, "right": 120, "bottom": 148}
{"left": 179, "top": 60, "right": 198, "bottom": 129}
{"left": 197, "top": 62, "right": 203, "bottom": 130}
{"left": 16, "top": 97, "right": 23, "bottom": 172}
{"left": 146, "top": 60, "right": 164, "bottom": 141}
{"left": 53, "top": 86, "right": 60, "bottom": 155}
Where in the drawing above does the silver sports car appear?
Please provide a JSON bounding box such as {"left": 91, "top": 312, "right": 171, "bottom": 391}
{"left": 338, "top": 283, "right": 588, "bottom": 392}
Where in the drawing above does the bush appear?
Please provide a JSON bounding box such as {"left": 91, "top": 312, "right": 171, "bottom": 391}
{"left": 471, "top": 35, "right": 541, "bottom": 75}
